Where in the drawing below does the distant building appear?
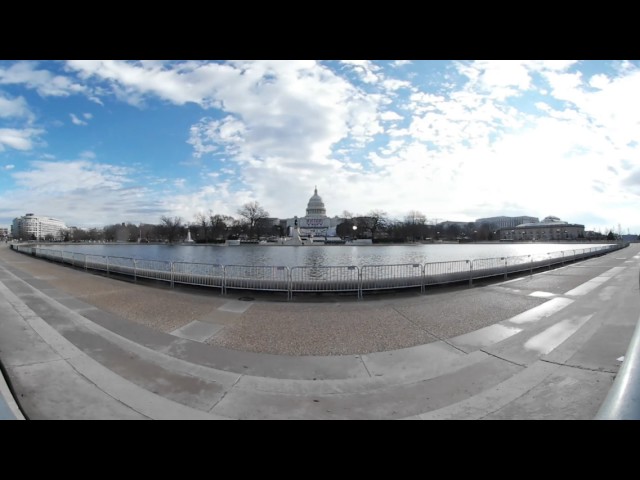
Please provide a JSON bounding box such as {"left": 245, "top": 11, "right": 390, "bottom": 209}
{"left": 476, "top": 215, "right": 539, "bottom": 229}
{"left": 500, "top": 216, "right": 584, "bottom": 241}
{"left": 11, "top": 213, "right": 68, "bottom": 241}
{"left": 437, "top": 221, "right": 469, "bottom": 230}
{"left": 284, "top": 187, "right": 342, "bottom": 237}
{"left": 0, "top": 227, "right": 8, "bottom": 238}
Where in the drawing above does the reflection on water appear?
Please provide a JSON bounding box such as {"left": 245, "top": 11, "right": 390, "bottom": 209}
{"left": 43, "top": 243, "right": 612, "bottom": 268}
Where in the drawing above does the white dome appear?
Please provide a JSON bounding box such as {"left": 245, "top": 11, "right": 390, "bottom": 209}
{"left": 306, "top": 187, "right": 327, "bottom": 217}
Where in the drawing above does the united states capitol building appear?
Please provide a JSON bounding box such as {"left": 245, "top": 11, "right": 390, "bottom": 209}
{"left": 283, "top": 187, "right": 342, "bottom": 238}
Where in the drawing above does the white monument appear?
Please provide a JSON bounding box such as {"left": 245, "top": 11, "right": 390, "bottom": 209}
{"left": 285, "top": 187, "right": 341, "bottom": 238}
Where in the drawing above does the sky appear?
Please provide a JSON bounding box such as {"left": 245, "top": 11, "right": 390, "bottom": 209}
{"left": 1, "top": 60, "right": 639, "bottom": 234}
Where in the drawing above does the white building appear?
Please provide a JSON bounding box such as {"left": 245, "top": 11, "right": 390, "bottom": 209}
{"left": 12, "top": 213, "right": 68, "bottom": 241}
{"left": 285, "top": 187, "right": 342, "bottom": 237}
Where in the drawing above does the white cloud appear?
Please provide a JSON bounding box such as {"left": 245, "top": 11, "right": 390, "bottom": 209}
{"left": 79, "top": 150, "right": 96, "bottom": 159}
{"left": 382, "top": 78, "right": 412, "bottom": 91}
{"left": 175, "top": 61, "right": 385, "bottom": 207}
{"left": 0, "top": 159, "right": 163, "bottom": 227}
{"left": 12, "top": 160, "right": 131, "bottom": 192}
{"left": 0, "top": 61, "right": 87, "bottom": 97}
{"left": 0, "top": 93, "right": 31, "bottom": 119}
{"left": 542, "top": 66, "right": 640, "bottom": 146}
{"left": 456, "top": 60, "right": 533, "bottom": 100}
{"left": 391, "top": 60, "right": 412, "bottom": 68}
{"left": 70, "top": 113, "right": 87, "bottom": 126}
{"left": 83, "top": 112, "right": 93, "bottom": 120}
{"left": 380, "top": 111, "right": 403, "bottom": 121}
{"left": 3, "top": 164, "right": 14, "bottom": 170}
{"left": 0, "top": 128, "right": 43, "bottom": 151}
{"left": 340, "top": 60, "right": 382, "bottom": 84}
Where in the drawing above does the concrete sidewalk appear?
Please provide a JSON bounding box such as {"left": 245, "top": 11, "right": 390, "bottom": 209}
{"left": 0, "top": 243, "right": 637, "bottom": 419}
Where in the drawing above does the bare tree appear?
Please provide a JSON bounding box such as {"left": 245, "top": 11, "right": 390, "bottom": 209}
{"left": 160, "top": 216, "right": 183, "bottom": 244}
{"left": 237, "top": 202, "right": 269, "bottom": 239}
{"left": 405, "top": 210, "right": 426, "bottom": 241}
{"left": 195, "top": 212, "right": 209, "bottom": 243}
{"left": 210, "top": 214, "right": 234, "bottom": 241}
{"left": 367, "top": 209, "right": 388, "bottom": 242}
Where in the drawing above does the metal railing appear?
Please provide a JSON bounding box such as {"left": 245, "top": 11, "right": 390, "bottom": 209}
{"left": 424, "top": 260, "right": 471, "bottom": 286}
{"left": 11, "top": 243, "right": 627, "bottom": 300}
{"left": 291, "top": 266, "right": 360, "bottom": 299}
{"left": 595, "top": 313, "right": 640, "bottom": 420}
{"left": 224, "top": 265, "right": 290, "bottom": 296}
{"left": 172, "top": 262, "right": 224, "bottom": 291}
{"left": 361, "top": 264, "right": 424, "bottom": 295}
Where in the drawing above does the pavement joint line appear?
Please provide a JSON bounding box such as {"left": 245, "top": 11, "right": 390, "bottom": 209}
{"left": 209, "top": 374, "right": 243, "bottom": 414}
{"left": 539, "top": 358, "right": 618, "bottom": 374}
{"left": 358, "top": 356, "right": 373, "bottom": 378}
{"left": 390, "top": 305, "right": 468, "bottom": 355}
{"left": 479, "top": 348, "right": 527, "bottom": 368}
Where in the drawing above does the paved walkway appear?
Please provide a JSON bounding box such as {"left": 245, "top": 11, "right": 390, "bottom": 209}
{"left": 0, "top": 243, "right": 638, "bottom": 419}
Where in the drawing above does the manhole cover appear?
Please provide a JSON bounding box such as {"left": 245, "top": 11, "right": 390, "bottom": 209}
{"left": 238, "top": 297, "right": 255, "bottom": 302}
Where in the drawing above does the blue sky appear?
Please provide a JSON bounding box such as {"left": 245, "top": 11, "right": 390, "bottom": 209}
{"left": 1, "top": 60, "right": 640, "bottom": 234}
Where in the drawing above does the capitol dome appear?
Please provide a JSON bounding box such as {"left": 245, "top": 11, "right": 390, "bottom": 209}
{"left": 306, "top": 187, "right": 327, "bottom": 217}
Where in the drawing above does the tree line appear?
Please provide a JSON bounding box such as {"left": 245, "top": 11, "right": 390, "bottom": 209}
{"left": 66, "top": 201, "right": 278, "bottom": 243}
{"left": 57, "top": 202, "right": 618, "bottom": 244}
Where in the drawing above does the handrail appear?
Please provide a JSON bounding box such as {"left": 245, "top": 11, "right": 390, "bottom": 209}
{"left": 595, "top": 313, "right": 640, "bottom": 420}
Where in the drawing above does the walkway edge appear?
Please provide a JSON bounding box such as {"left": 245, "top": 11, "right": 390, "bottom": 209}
{"left": 0, "top": 362, "right": 25, "bottom": 420}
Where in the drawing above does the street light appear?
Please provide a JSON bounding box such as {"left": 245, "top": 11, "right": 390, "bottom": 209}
{"left": 352, "top": 224, "right": 357, "bottom": 241}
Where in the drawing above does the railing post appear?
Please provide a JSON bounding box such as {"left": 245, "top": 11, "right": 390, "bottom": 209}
{"left": 503, "top": 257, "right": 507, "bottom": 279}
{"left": 133, "top": 259, "right": 137, "bottom": 282}
{"left": 469, "top": 260, "right": 473, "bottom": 287}
{"left": 287, "top": 267, "right": 292, "bottom": 301}
{"left": 106, "top": 256, "right": 110, "bottom": 277}
{"left": 421, "top": 264, "right": 425, "bottom": 294}
{"left": 358, "top": 266, "right": 363, "bottom": 299}
{"left": 222, "top": 266, "right": 227, "bottom": 295}
{"left": 170, "top": 261, "right": 175, "bottom": 288}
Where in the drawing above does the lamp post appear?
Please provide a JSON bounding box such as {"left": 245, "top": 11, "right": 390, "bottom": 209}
{"left": 352, "top": 224, "right": 357, "bottom": 242}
